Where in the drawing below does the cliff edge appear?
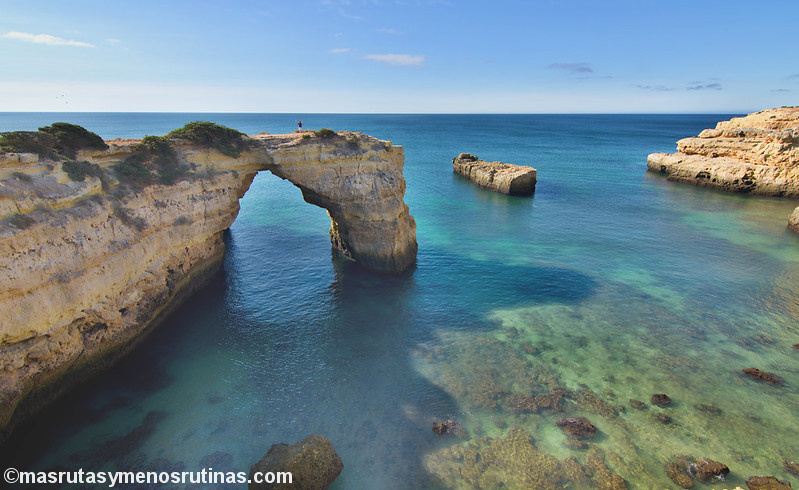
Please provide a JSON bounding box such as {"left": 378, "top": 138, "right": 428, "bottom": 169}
{"left": 0, "top": 124, "right": 416, "bottom": 440}
{"left": 647, "top": 107, "right": 799, "bottom": 229}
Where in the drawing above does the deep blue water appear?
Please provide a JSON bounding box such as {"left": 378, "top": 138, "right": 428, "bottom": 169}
{"left": 2, "top": 113, "right": 798, "bottom": 489}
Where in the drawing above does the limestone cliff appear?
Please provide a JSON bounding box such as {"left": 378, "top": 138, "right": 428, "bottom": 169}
{"left": 452, "top": 153, "right": 537, "bottom": 196}
{"left": 647, "top": 107, "right": 799, "bottom": 228}
{"left": 0, "top": 128, "right": 416, "bottom": 440}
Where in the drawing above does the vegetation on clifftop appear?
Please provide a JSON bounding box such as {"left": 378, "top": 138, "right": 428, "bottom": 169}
{"left": 166, "top": 121, "right": 251, "bottom": 157}
{"left": 0, "top": 123, "right": 107, "bottom": 159}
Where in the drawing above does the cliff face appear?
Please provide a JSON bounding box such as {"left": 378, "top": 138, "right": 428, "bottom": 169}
{"left": 647, "top": 107, "right": 799, "bottom": 197}
{"left": 0, "top": 130, "right": 416, "bottom": 439}
{"left": 647, "top": 107, "right": 799, "bottom": 230}
{"left": 452, "top": 153, "right": 537, "bottom": 196}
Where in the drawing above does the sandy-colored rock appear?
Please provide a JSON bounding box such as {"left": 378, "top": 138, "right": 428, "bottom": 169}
{"left": 0, "top": 130, "right": 416, "bottom": 440}
{"left": 646, "top": 107, "right": 799, "bottom": 231}
{"left": 788, "top": 207, "right": 799, "bottom": 233}
{"left": 452, "top": 153, "right": 536, "bottom": 195}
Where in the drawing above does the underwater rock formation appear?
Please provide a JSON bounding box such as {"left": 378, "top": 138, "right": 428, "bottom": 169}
{"left": 452, "top": 153, "right": 537, "bottom": 195}
{"left": 249, "top": 434, "right": 343, "bottom": 490}
{"left": 743, "top": 367, "right": 783, "bottom": 385}
{"left": 432, "top": 419, "right": 467, "bottom": 438}
{"left": 746, "top": 475, "right": 793, "bottom": 490}
{"left": 785, "top": 460, "right": 799, "bottom": 476}
{"left": 690, "top": 457, "right": 730, "bottom": 482}
{"left": 0, "top": 127, "right": 417, "bottom": 440}
{"left": 424, "top": 426, "right": 627, "bottom": 490}
{"left": 666, "top": 461, "right": 694, "bottom": 489}
{"left": 650, "top": 393, "right": 672, "bottom": 406}
{"left": 556, "top": 417, "right": 598, "bottom": 439}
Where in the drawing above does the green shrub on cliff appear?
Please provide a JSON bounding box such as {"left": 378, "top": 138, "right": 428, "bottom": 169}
{"left": 166, "top": 121, "right": 251, "bottom": 158}
{"left": 0, "top": 123, "right": 107, "bottom": 159}
{"left": 114, "top": 154, "right": 157, "bottom": 188}
{"left": 114, "top": 135, "right": 190, "bottom": 187}
{"left": 62, "top": 160, "right": 104, "bottom": 182}
{"left": 39, "top": 122, "right": 108, "bottom": 158}
{"left": 0, "top": 131, "right": 58, "bottom": 158}
{"left": 314, "top": 128, "right": 338, "bottom": 139}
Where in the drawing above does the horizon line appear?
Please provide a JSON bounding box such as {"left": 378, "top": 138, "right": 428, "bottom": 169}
{"left": 0, "top": 110, "right": 758, "bottom": 115}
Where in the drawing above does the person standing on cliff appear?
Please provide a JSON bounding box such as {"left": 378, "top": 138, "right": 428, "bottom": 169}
{"left": 297, "top": 120, "right": 303, "bottom": 131}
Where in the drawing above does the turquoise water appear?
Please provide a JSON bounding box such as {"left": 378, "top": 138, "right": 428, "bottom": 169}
{"left": 2, "top": 114, "right": 798, "bottom": 489}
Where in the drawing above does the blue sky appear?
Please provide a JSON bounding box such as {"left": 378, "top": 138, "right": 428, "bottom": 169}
{"left": 0, "top": 0, "right": 797, "bottom": 113}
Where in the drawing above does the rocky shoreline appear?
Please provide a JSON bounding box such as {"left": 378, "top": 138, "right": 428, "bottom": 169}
{"left": 647, "top": 107, "right": 799, "bottom": 229}
{"left": 0, "top": 125, "right": 417, "bottom": 441}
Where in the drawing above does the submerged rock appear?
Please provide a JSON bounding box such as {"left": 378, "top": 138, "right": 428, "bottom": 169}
{"left": 655, "top": 413, "right": 672, "bottom": 424}
{"left": 249, "top": 434, "right": 343, "bottom": 490}
{"left": 792, "top": 344, "right": 799, "bottom": 351}
{"left": 432, "top": 419, "right": 467, "bottom": 438}
{"left": 689, "top": 457, "right": 729, "bottom": 482}
{"left": 452, "top": 153, "right": 537, "bottom": 195}
{"left": 563, "top": 437, "right": 589, "bottom": 450}
{"left": 743, "top": 367, "right": 783, "bottom": 385}
{"left": 665, "top": 461, "right": 694, "bottom": 489}
{"left": 785, "top": 460, "right": 799, "bottom": 476}
{"left": 651, "top": 394, "right": 672, "bottom": 406}
{"left": 746, "top": 475, "right": 792, "bottom": 490}
{"left": 556, "top": 417, "right": 597, "bottom": 439}
{"left": 423, "top": 426, "right": 627, "bottom": 490}
{"left": 629, "top": 399, "right": 647, "bottom": 410}
{"left": 694, "top": 403, "right": 723, "bottom": 416}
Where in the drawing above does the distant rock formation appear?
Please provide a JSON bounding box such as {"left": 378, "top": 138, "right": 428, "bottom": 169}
{"left": 452, "top": 153, "right": 537, "bottom": 195}
{"left": 646, "top": 107, "right": 799, "bottom": 230}
{"left": 0, "top": 127, "right": 416, "bottom": 441}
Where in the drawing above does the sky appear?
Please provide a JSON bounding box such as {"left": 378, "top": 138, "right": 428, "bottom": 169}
{"left": 0, "top": 0, "right": 797, "bottom": 113}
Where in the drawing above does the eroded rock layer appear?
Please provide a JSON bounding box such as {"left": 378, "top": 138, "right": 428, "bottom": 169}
{"left": 0, "top": 130, "right": 416, "bottom": 439}
{"left": 647, "top": 107, "right": 799, "bottom": 229}
{"left": 452, "top": 153, "right": 537, "bottom": 196}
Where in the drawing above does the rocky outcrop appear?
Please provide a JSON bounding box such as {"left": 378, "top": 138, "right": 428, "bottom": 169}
{"left": 249, "top": 434, "right": 343, "bottom": 490}
{"left": 647, "top": 107, "right": 799, "bottom": 196}
{"left": 452, "top": 153, "right": 537, "bottom": 195}
{"left": 0, "top": 129, "right": 416, "bottom": 441}
{"left": 647, "top": 107, "right": 799, "bottom": 230}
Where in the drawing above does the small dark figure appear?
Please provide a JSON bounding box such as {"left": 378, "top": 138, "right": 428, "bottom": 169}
{"left": 297, "top": 120, "right": 303, "bottom": 131}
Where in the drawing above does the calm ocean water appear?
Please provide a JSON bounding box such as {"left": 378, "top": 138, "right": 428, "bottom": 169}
{"left": 2, "top": 113, "right": 798, "bottom": 489}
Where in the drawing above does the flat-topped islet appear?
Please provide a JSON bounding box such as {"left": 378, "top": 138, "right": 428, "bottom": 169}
{"left": 452, "top": 153, "right": 537, "bottom": 196}
{"left": 646, "top": 106, "right": 799, "bottom": 231}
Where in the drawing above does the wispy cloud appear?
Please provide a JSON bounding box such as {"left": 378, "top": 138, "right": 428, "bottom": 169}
{"left": 771, "top": 88, "right": 791, "bottom": 92}
{"left": 548, "top": 62, "right": 593, "bottom": 74}
{"left": 687, "top": 82, "right": 722, "bottom": 91}
{"left": 329, "top": 48, "right": 350, "bottom": 54}
{"left": 377, "top": 27, "right": 400, "bottom": 34}
{"left": 106, "top": 38, "right": 121, "bottom": 45}
{"left": 789, "top": 73, "right": 799, "bottom": 80}
{"left": 2, "top": 31, "right": 94, "bottom": 48}
{"left": 636, "top": 84, "right": 676, "bottom": 92}
{"left": 365, "top": 53, "right": 424, "bottom": 66}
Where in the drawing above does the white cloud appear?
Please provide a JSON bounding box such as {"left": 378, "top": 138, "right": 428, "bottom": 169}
{"left": 329, "top": 48, "right": 350, "bottom": 54}
{"left": 364, "top": 53, "right": 424, "bottom": 66}
{"left": 2, "top": 31, "right": 94, "bottom": 48}
{"left": 106, "top": 38, "right": 121, "bottom": 45}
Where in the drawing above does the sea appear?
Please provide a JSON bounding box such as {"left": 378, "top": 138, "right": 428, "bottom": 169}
{"left": 1, "top": 113, "right": 798, "bottom": 489}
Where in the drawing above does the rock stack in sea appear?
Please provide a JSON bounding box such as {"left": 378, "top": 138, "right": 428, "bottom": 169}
{"left": 452, "top": 153, "right": 537, "bottom": 195}
{"left": 646, "top": 106, "right": 799, "bottom": 230}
